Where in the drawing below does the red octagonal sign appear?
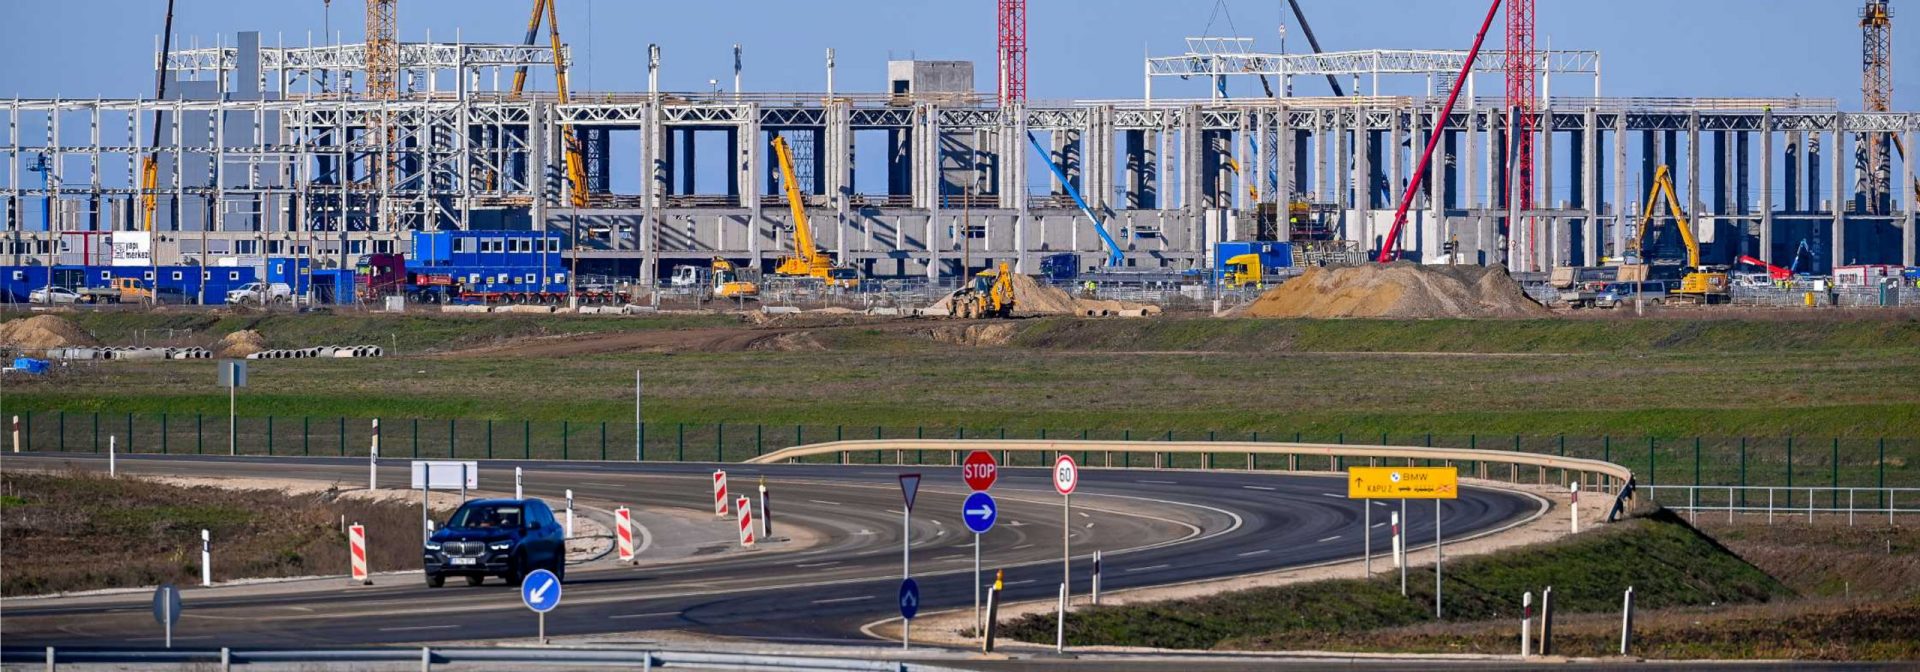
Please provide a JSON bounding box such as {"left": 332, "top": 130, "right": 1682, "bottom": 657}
{"left": 962, "top": 451, "right": 999, "bottom": 491}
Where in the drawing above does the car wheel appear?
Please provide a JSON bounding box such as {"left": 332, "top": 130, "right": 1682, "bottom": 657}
{"left": 425, "top": 572, "right": 445, "bottom": 588}
{"left": 504, "top": 555, "right": 526, "bottom": 586}
{"left": 465, "top": 575, "right": 485, "bottom": 586}
{"left": 551, "top": 556, "right": 566, "bottom": 583}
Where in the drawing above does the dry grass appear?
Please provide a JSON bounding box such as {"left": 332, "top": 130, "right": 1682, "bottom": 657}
{"left": 0, "top": 470, "right": 440, "bottom": 596}
{"left": 1696, "top": 520, "right": 1920, "bottom": 600}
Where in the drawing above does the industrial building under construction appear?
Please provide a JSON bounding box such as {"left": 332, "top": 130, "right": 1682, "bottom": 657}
{"left": 2, "top": 0, "right": 1915, "bottom": 285}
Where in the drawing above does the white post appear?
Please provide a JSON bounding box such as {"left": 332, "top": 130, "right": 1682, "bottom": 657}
{"left": 902, "top": 501, "right": 910, "bottom": 650}
{"left": 1521, "top": 591, "right": 1533, "bottom": 657}
{"left": 1570, "top": 482, "right": 1579, "bottom": 533}
{"left": 1092, "top": 550, "right": 1102, "bottom": 604}
{"left": 1363, "top": 500, "right": 1371, "bottom": 577}
{"left": 227, "top": 366, "right": 237, "bottom": 456}
{"left": 1435, "top": 499, "right": 1443, "bottom": 618}
{"left": 1394, "top": 510, "right": 1406, "bottom": 596}
{"left": 1619, "top": 586, "right": 1635, "bottom": 655}
{"left": 974, "top": 532, "right": 982, "bottom": 635}
{"left": 109, "top": 435, "right": 117, "bottom": 477}
{"left": 1055, "top": 582, "right": 1067, "bottom": 653}
{"left": 1062, "top": 493, "right": 1071, "bottom": 606}
{"left": 565, "top": 489, "right": 575, "bottom": 539}
{"left": 514, "top": 467, "right": 523, "bottom": 500}
{"left": 200, "top": 529, "right": 212, "bottom": 586}
{"left": 634, "top": 371, "right": 642, "bottom": 462}
{"left": 369, "top": 419, "right": 380, "bottom": 491}
{"left": 9, "top": 415, "right": 17, "bottom": 453}
{"left": 163, "top": 592, "right": 173, "bottom": 648}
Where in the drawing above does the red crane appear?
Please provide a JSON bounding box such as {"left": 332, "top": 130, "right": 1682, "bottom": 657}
{"left": 997, "top": 0, "right": 1027, "bottom": 105}
{"left": 1377, "top": 0, "right": 1506, "bottom": 262}
{"left": 1506, "top": 0, "right": 1537, "bottom": 269}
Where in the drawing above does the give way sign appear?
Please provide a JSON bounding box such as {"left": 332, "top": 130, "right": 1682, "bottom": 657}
{"left": 962, "top": 451, "right": 999, "bottom": 491}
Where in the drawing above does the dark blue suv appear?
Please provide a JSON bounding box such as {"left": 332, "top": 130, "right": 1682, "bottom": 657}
{"left": 423, "top": 498, "right": 566, "bottom": 588}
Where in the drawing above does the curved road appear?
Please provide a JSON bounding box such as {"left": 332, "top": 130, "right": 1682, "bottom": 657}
{"left": 0, "top": 453, "right": 1540, "bottom": 649}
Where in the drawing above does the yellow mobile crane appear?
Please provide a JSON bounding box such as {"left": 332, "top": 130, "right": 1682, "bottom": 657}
{"left": 505, "top": 0, "right": 589, "bottom": 208}
{"left": 1631, "top": 165, "right": 1729, "bottom": 303}
{"left": 769, "top": 136, "right": 860, "bottom": 288}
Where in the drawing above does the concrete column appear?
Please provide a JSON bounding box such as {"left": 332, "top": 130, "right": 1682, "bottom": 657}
{"left": 1712, "top": 130, "right": 1729, "bottom": 216}
{"left": 1737, "top": 132, "right": 1751, "bottom": 217}
{"left": 1687, "top": 113, "right": 1702, "bottom": 254}
{"left": 1426, "top": 110, "right": 1448, "bottom": 261}
{"left": 1391, "top": 111, "right": 1406, "bottom": 216}
{"left": 743, "top": 106, "right": 761, "bottom": 258}
{"left": 1907, "top": 128, "right": 1918, "bottom": 267}
{"left": 1809, "top": 131, "right": 1823, "bottom": 211}
{"left": 1582, "top": 108, "right": 1599, "bottom": 267}
{"left": 1124, "top": 130, "right": 1157, "bottom": 209}
{"left": 1831, "top": 122, "right": 1846, "bottom": 266}
{"left": 1353, "top": 112, "right": 1370, "bottom": 248}
{"left": 1760, "top": 111, "right": 1774, "bottom": 262}
{"left": 1464, "top": 112, "right": 1478, "bottom": 212}
{"left": 1540, "top": 108, "right": 1555, "bottom": 269}
{"left": 1484, "top": 109, "right": 1500, "bottom": 263}
{"left": 1014, "top": 106, "right": 1032, "bottom": 271}
{"left": 1785, "top": 131, "right": 1802, "bottom": 213}
{"left": 924, "top": 105, "right": 941, "bottom": 281}
{"left": 1314, "top": 112, "right": 1329, "bottom": 205}
{"left": 1337, "top": 113, "right": 1352, "bottom": 241}
{"left": 1277, "top": 105, "right": 1293, "bottom": 206}
{"left": 1613, "top": 113, "right": 1627, "bottom": 261}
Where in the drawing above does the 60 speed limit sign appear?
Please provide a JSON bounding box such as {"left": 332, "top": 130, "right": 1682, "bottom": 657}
{"left": 1052, "top": 454, "right": 1079, "bottom": 495}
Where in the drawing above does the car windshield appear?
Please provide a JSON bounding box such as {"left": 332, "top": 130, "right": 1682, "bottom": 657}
{"left": 446, "top": 504, "right": 523, "bottom": 529}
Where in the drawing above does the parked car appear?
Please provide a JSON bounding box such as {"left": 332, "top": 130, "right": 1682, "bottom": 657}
{"left": 1592, "top": 280, "right": 1674, "bottom": 308}
{"left": 422, "top": 498, "right": 567, "bottom": 588}
{"left": 27, "top": 286, "right": 83, "bottom": 304}
{"left": 225, "top": 282, "right": 292, "bottom": 305}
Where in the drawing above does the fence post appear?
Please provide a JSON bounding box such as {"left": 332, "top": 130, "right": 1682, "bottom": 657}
{"left": 1740, "top": 438, "right": 1748, "bottom": 508}
{"left": 486, "top": 420, "right": 494, "bottom": 459}
{"left": 303, "top": 417, "right": 310, "bottom": 456}
{"left": 756, "top": 425, "right": 764, "bottom": 456}
{"left": 1694, "top": 437, "right": 1701, "bottom": 490}
{"left": 449, "top": 419, "right": 456, "bottom": 458}
{"left": 1648, "top": 437, "right": 1656, "bottom": 500}
{"left": 601, "top": 422, "right": 608, "bottom": 461}
{"left": 94, "top": 412, "right": 100, "bottom": 453}
{"left": 411, "top": 418, "right": 419, "bottom": 458}
{"left": 1832, "top": 439, "right": 1840, "bottom": 509}
{"left": 126, "top": 413, "right": 133, "bottom": 453}
{"left": 562, "top": 421, "right": 570, "bottom": 460}
{"left": 1880, "top": 438, "right": 1887, "bottom": 511}
{"left": 717, "top": 423, "right": 724, "bottom": 462}
{"left": 266, "top": 416, "right": 273, "bottom": 456}
{"left": 1787, "top": 437, "right": 1795, "bottom": 490}
{"left": 161, "top": 413, "right": 169, "bottom": 454}
{"left": 338, "top": 417, "right": 346, "bottom": 456}
{"left": 1603, "top": 435, "right": 1610, "bottom": 464}
{"left": 58, "top": 411, "right": 65, "bottom": 452}
{"left": 195, "top": 413, "right": 202, "bottom": 454}
{"left": 524, "top": 420, "right": 531, "bottom": 459}
{"left": 677, "top": 423, "right": 685, "bottom": 462}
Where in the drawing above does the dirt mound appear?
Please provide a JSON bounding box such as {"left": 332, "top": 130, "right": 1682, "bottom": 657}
{"left": 747, "top": 332, "right": 827, "bottom": 352}
{"left": 214, "top": 330, "right": 268, "bottom": 358}
{"left": 0, "top": 315, "right": 101, "bottom": 352}
{"left": 925, "top": 323, "right": 1019, "bottom": 347}
{"left": 1235, "top": 263, "right": 1549, "bottom": 319}
{"left": 927, "top": 272, "right": 1162, "bottom": 317}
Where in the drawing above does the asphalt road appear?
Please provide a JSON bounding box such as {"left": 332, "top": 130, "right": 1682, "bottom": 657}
{"left": 1, "top": 453, "right": 1539, "bottom": 650}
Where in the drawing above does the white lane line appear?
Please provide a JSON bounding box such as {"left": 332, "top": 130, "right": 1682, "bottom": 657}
{"left": 809, "top": 499, "right": 842, "bottom": 506}
{"left": 125, "top": 635, "right": 213, "bottom": 642}
{"left": 795, "top": 561, "right": 841, "bottom": 568}
{"left": 812, "top": 595, "right": 874, "bottom": 605}
{"left": 1012, "top": 543, "right": 1034, "bottom": 550}
{"left": 1007, "top": 579, "right": 1037, "bottom": 586}
{"left": 378, "top": 625, "right": 458, "bottom": 633}
{"left": 1127, "top": 564, "right": 1172, "bottom": 573}
{"left": 1242, "top": 485, "right": 1276, "bottom": 491}
{"left": 610, "top": 611, "right": 681, "bottom": 620}
{"left": 1320, "top": 493, "right": 1344, "bottom": 498}
{"left": 1137, "top": 479, "right": 1178, "bottom": 484}
{"left": 1373, "top": 522, "right": 1387, "bottom": 528}
{"left": 1317, "top": 535, "right": 1342, "bottom": 542}
{"left": 583, "top": 482, "right": 623, "bottom": 488}
{"left": 1237, "top": 549, "right": 1271, "bottom": 557}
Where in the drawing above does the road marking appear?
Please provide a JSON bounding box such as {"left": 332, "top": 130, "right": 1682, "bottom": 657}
{"left": 1137, "top": 479, "right": 1178, "bottom": 484}
{"left": 1320, "top": 493, "right": 1344, "bottom": 498}
{"left": 125, "top": 635, "right": 212, "bottom": 642}
{"left": 1012, "top": 543, "right": 1034, "bottom": 550}
{"left": 610, "top": 611, "right": 681, "bottom": 620}
{"left": 1007, "top": 579, "right": 1037, "bottom": 586}
{"left": 932, "top": 519, "right": 943, "bottom": 525}
{"left": 378, "top": 625, "right": 459, "bottom": 633}
{"left": 1237, "top": 549, "right": 1271, "bottom": 557}
{"left": 1077, "top": 511, "right": 1091, "bottom": 518}
{"left": 809, "top": 499, "right": 842, "bottom": 506}
{"left": 795, "top": 561, "right": 841, "bottom": 568}
{"left": 812, "top": 595, "right": 873, "bottom": 605}
{"left": 1242, "top": 485, "right": 1277, "bottom": 491}
{"left": 1317, "top": 535, "right": 1342, "bottom": 542}
{"left": 584, "top": 482, "right": 623, "bottom": 488}
{"left": 1373, "top": 522, "right": 1387, "bottom": 528}
{"left": 1127, "top": 564, "right": 1172, "bottom": 572}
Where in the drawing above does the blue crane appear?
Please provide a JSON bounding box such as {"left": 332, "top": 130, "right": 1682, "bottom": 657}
{"left": 1025, "top": 131, "right": 1124, "bottom": 267}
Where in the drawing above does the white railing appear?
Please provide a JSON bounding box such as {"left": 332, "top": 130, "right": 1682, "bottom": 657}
{"left": 1643, "top": 485, "right": 1919, "bottom": 525}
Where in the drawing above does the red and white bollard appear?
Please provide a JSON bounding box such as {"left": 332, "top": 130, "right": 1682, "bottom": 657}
{"left": 736, "top": 496, "right": 755, "bottom": 547}
{"left": 349, "top": 523, "right": 371, "bottom": 585}
{"left": 615, "top": 507, "right": 636, "bottom": 563}
{"left": 1390, "top": 511, "right": 1402, "bottom": 568}
{"left": 712, "top": 470, "right": 729, "bottom": 517}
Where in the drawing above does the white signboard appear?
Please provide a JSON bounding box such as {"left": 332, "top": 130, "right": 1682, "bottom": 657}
{"left": 111, "top": 231, "right": 152, "bottom": 266}
{"left": 410, "top": 460, "right": 479, "bottom": 489}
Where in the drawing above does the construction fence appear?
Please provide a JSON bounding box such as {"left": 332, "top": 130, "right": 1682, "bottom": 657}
{"left": 10, "top": 410, "right": 1916, "bottom": 494}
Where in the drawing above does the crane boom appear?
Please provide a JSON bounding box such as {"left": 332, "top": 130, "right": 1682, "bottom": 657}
{"left": 544, "top": 0, "right": 588, "bottom": 208}
{"left": 770, "top": 136, "right": 825, "bottom": 273}
{"left": 510, "top": 0, "right": 550, "bottom": 95}
{"left": 139, "top": 0, "right": 178, "bottom": 234}
{"left": 1377, "top": 0, "right": 1504, "bottom": 262}
{"left": 1631, "top": 165, "right": 1702, "bottom": 268}
{"left": 1026, "top": 131, "right": 1124, "bottom": 267}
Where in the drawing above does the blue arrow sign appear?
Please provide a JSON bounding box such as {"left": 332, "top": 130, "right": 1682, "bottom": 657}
{"left": 899, "top": 578, "right": 921, "bottom": 620}
{"left": 961, "top": 491, "right": 997, "bottom": 534}
{"left": 521, "top": 568, "right": 562, "bottom": 614}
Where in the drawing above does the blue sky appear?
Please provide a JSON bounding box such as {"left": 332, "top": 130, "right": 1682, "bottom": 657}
{"left": 0, "top": 0, "right": 1913, "bottom": 110}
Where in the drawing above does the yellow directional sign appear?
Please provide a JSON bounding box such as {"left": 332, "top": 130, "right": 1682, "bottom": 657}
{"left": 1347, "top": 466, "right": 1460, "bottom": 499}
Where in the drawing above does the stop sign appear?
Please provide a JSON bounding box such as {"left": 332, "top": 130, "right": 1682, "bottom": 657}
{"left": 962, "top": 451, "right": 998, "bottom": 491}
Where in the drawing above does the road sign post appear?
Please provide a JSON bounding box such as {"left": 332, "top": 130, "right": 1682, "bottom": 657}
{"left": 217, "top": 360, "right": 246, "bottom": 456}
{"left": 1346, "top": 466, "right": 1457, "bottom": 617}
{"left": 521, "top": 568, "right": 562, "bottom": 643}
{"left": 962, "top": 490, "right": 997, "bottom": 632}
{"left": 898, "top": 577, "right": 921, "bottom": 649}
{"left": 152, "top": 584, "right": 182, "bottom": 648}
{"left": 899, "top": 473, "right": 921, "bottom": 648}
{"left": 1053, "top": 454, "right": 1078, "bottom": 617}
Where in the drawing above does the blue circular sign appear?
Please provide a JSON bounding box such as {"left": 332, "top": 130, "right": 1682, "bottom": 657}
{"left": 898, "top": 578, "right": 921, "bottom": 620}
{"left": 521, "top": 568, "right": 562, "bottom": 613}
{"left": 961, "top": 491, "right": 998, "bottom": 534}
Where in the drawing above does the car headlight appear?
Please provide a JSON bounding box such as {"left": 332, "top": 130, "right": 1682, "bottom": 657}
{"left": 424, "top": 541, "right": 441, "bottom": 551}
{"left": 489, "top": 542, "right": 512, "bottom": 551}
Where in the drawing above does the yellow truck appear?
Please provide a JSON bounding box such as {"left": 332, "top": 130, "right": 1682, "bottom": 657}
{"left": 1221, "top": 254, "right": 1269, "bottom": 290}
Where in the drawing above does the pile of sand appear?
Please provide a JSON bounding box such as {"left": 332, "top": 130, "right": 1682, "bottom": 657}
{"left": 1234, "top": 263, "right": 1548, "bottom": 319}
{"left": 213, "top": 330, "right": 268, "bottom": 358}
{"left": 927, "top": 273, "right": 1161, "bottom": 318}
{"left": 0, "top": 315, "right": 100, "bottom": 352}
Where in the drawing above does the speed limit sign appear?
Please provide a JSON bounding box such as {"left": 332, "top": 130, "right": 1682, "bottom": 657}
{"left": 1053, "top": 454, "right": 1079, "bottom": 495}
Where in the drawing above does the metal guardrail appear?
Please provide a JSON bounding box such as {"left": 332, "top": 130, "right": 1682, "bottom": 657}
{"left": 1, "top": 646, "right": 970, "bottom": 671}
{"left": 747, "top": 439, "right": 1639, "bottom": 521}
{"left": 1644, "top": 485, "right": 1920, "bottom": 526}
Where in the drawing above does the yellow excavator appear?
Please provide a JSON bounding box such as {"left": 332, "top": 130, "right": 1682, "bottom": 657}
{"left": 1631, "top": 165, "right": 1729, "bottom": 303}
{"left": 710, "top": 257, "right": 758, "bottom": 299}
{"left": 769, "top": 137, "right": 860, "bottom": 289}
{"left": 951, "top": 262, "right": 1017, "bottom": 319}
